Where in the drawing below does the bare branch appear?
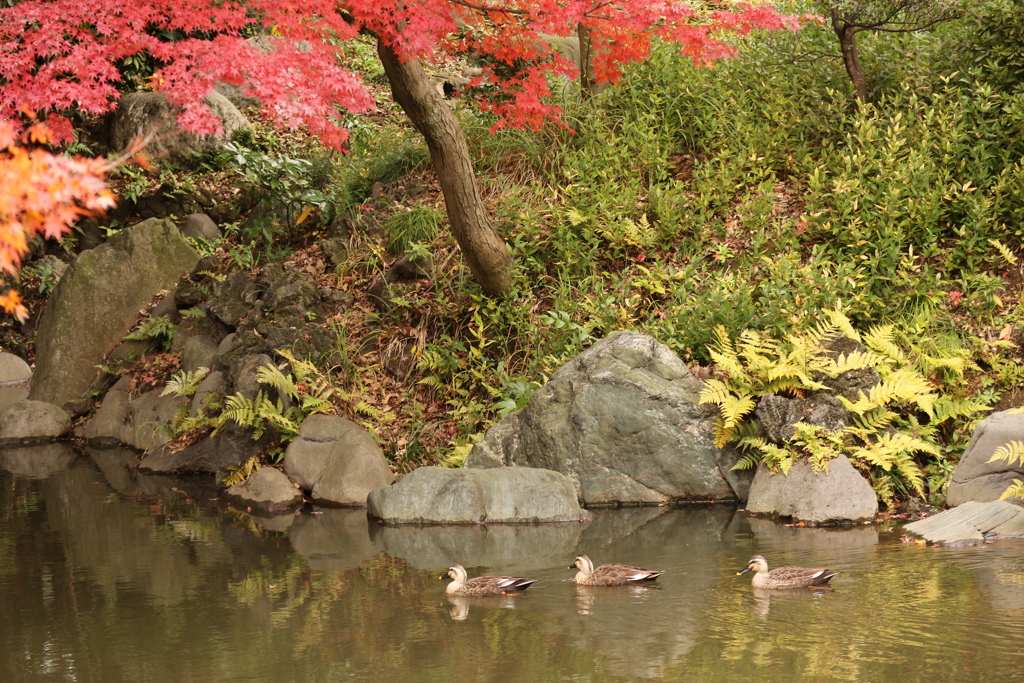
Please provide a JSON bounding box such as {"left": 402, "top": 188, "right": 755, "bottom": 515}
{"left": 448, "top": 0, "right": 528, "bottom": 16}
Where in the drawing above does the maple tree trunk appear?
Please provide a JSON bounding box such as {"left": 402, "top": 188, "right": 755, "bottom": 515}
{"left": 576, "top": 24, "right": 607, "bottom": 98}
{"left": 831, "top": 14, "right": 867, "bottom": 102}
{"left": 376, "top": 40, "right": 513, "bottom": 297}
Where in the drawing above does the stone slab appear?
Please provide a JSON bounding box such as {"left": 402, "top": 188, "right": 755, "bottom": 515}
{"left": 903, "top": 500, "right": 1024, "bottom": 546}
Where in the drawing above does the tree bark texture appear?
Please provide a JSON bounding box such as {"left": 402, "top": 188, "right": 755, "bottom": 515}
{"left": 831, "top": 11, "right": 867, "bottom": 101}
{"left": 576, "top": 24, "right": 607, "bottom": 98}
{"left": 377, "top": 40, "right": 513, "bottom": 297}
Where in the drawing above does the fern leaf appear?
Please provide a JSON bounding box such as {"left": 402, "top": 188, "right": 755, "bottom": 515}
{"left": 999, "top": 479, "right": 1024, "bottom": 500}
{"left": 824, "top": 308, "right": 860, "bottom": 342}
{"left": 161, "top": 367, "right": 210, "bottom": 397}
{"left": 863, "top": 324, "right": 906, "bottom": 363}
{"left": 708, "top": 326, "right": 747, "bottom": 378}
{"left": 222, "top": 456, "right": 263, "bottom": 487}
{"left": 988, "top": 441, "right": 1024, "bottom": 467}
{"left": 699, "top": 379, "right": 735, "bottom": 406}
{"left": 256, "top": 363, "right": 300, "bottom": 400}
{"left": 989, "top": 238, "right": 1019, "bottom": 266}
{"left": 850, "top": 408, "right": 897, "bottom": 434}
{"left": 819, "top": 351, "right": 886, "bottom": 377}
{"left": 300, "top": 396, "right": 334, "bottom": 415}
{"left": 720, "top": 392, "right": 757, "bottom": 430}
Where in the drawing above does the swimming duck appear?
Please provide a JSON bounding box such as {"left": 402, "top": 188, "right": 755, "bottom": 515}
{"left": 737, "top": 555, "right": 839, "bottom": 589}
{"left": 440, "top": 564, "right": 536, "bottom": 597}
{"left": 569, "top": 554, "right": 665, "bottom": 586}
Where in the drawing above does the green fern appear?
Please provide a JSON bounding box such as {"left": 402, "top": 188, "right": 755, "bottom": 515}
{"left": 125, "top": 315, "right": 177, "bottom": 351}
{"left": 161, "top": 367, "right": 210, "bottom": 398}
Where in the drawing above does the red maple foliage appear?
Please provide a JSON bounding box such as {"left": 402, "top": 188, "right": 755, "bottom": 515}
{"left": 0, "top": 0, "right": 802, "bottom": 312}
{"left": 1, "top": 0, "right": 801, "bottom": 144}
{"left": 0, "top": 119, "right": 116, "bottom": 321}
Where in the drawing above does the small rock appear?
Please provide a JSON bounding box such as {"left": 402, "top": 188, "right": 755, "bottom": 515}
{"left": 223, "top": 466, "right": 303, "bottom": 512}
{"left": 0, "top": 399, "right": 71, "bottom": 440}
{"left": 745, "top": 455, "right": 878, "bottom": 523}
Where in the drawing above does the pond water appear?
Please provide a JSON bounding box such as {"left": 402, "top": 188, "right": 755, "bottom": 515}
{"left": 1, "top": 444, "right": 1023, "bottom": 683}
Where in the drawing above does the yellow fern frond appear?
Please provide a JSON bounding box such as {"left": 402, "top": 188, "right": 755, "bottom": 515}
{"left": 802, "top": 316, "right": 841, "bottom": 348}
{"left": 846, "top": 369, "right": 935, "bottom": 416}
{"left": 712, "top": 417, "right": 730, "bottom": 449}
{"left": 819, "top": 351, "right": 886, "bottom": 377}
{"left": 222, "top": 456, "right": 262, "bottom": 487}
{"left": 825, "top": 308, "right": 860, "bottom": 342}
{"left": 989, "top": 441, "right": 1024, "bottom": 466}
{"left": 699, "top": 379, "right": 734, "bottom": 405}
{"left": 852, "top": 433, "right": 939, "bottom": 471}
{"left": 918, "top": 352, "right": 968, "bottom": 381}
{"left": 863, "top": 324, "right": 906, "bottom": 363}
{"left": 721, "top": 393, "right": 757, "bottom": 430}
{"left": 989, "top": 238, "right": 1019, "bottom": 266}
{"left": 850, "top": 408, "right": 897, "bottom": 434}
{"left": 999, "top": 479, "right": 1024, "bottom": 500}
{"left": 761, "top": 378, "right": 805, "bottom": 395}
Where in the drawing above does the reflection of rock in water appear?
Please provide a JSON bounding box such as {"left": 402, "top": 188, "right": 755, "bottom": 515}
{"left": 369, "top": 521, "right": 587, "bottom": 573}
{"left": 746, "top": 517, "right": 879, "bottom": 551}
{"left": 288, "top": 508, "right": 379, "bottom": 570}
{"left": 0, "top": 442, "right": 76, "bottom": 478}
{"left": 961, "top": 551, "right": 1024, "bottom": 612}
{"left": 40, "top": 460, "right": 236, "bottom": 603}
{"left": 86, "top": 445, "right": 221, "bottom": 506}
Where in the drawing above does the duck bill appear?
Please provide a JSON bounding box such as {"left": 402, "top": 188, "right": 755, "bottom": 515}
{"left": 737, "top": 567, "right": 752, "bottom": 575}
{"left": 439, "top": 571, "right": 451, "bottom": 580}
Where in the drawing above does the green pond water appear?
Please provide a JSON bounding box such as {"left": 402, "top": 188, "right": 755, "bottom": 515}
{"left": 1, "top": 444, "right": 1023, "bottom": 682}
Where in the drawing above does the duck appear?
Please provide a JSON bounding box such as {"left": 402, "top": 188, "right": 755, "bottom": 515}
{"left": 440, "top": 564, "right": 536, "bottom": 597}
{"left": 737, "top": 555, "right": 839, "bottom": 589}
{"left": 569, "top": 554, "right": 665, "bottom": 586}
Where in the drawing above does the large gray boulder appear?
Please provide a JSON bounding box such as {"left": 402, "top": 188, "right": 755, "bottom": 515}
{"left": 31, "top": 218, "right": 199, "bottom": 410}
{"left": 745, "top": 456, "right": 878, "bottom": 523}
{"left": 0, "top": 352, "right": 31, "bottom": 415}
{"left": 464, "top": 332, "right": 747, "bottom": 505}
{"left": 947, "top": 409, "right": 1024, "bottom": 506}
{"left": 0, "top": 400, "right": 71, "bottom": 440}
{"left": 366, "top": 466, "right": 592, "bottom": 524}
{"left": 109, "top": 91, "right": 251, "bottom": 161}
{"left": 283, "top": 414, "right": 395, "bottom": 506}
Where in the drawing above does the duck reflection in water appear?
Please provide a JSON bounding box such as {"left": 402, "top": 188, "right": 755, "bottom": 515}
{"left": 447, "top": 595, "right": 520, "bottom": 621}
{"left": 750, "top": 586, "right": 836, "bottom": 619}
{"left": 574, "top": 584, "right": 662, "bottom": 616}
